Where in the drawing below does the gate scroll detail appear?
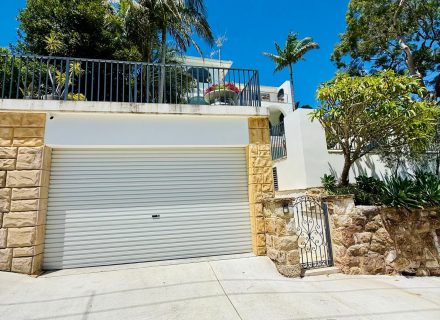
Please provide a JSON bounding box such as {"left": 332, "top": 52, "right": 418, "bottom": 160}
{"left": 290, "top": 196, "right": 333, "bottom": 269}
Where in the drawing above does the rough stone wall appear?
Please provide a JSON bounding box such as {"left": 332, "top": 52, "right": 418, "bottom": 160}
{"left": 247, "top": 117, "right": 274, "bottom": 256}
{"left": 0, "top": 112, "right": 51, "bottom": 275}
{"left": 326, "top": 195, "right": 440, "bottom": 276}
{"left": 263, "top": 198, "right": 301, "bottom": 277}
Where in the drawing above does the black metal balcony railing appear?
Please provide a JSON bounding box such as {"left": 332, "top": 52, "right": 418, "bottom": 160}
{"left": 0, "top": 54, "right": 261, "bottom": 107}
{"left": 270, "top": 122, "right": 287, "bottom": 160}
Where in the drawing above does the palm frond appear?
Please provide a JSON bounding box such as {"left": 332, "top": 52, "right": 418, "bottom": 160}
{"left": 184, "top": 9, "right": 214, "bottom": 46}
{"left": 184, "top": 0, "right": 207, "bottom": 16}
{"left": 274, "top": 61, "right": 289, "bottom": 72}
{"left": 262, "top": 52, "right": 281, "bottom": 61}
{"left": 274, "top": 42, "right": 284, "bottom": 56}
{"left": 262, "top": 32, "right": 319, "bottom": 72}
{"left": 262, "top": 52, "right": 287, "bottom": 73}
{"left": 291, "top": 38, "right": 320, "bottom": 62}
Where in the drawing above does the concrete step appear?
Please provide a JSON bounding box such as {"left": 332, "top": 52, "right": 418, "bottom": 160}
{"left": 303, "top": 266, "right": 341, "bottom": 277}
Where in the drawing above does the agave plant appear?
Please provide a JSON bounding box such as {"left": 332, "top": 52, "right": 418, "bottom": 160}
{"left": 413, "top": 171, "right": 440, "bottom": 207}
{"left": 380, "top": 176, "right": 421, "bottom": 210}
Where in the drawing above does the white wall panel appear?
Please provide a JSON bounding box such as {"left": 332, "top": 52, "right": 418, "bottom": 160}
{"left": 45, "top": 113, "right": 249, "bottom": 147}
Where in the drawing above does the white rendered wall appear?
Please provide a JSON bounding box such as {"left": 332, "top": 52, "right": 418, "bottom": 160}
{"left": 274, "top": 108, "right": 397, "bottom": 191}
{"left": 45, "top": 112, "right": 250, "bottom": 147}
{"left": 278, "top": 81, "right": 292, "bottom": 104}
{"left": 274, "top": 109, "right": 329, "bottom": 190}
{"left": 327, "top": 153, "right": 390, "bottom": 182}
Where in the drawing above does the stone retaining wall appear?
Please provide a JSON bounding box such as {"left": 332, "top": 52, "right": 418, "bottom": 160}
{"left": 247, "top": 117, "right": 274, "bottom": 256}
{"left": 0, "top": 112, "right": 50, "bottom": 275}
{"left": 263, "top": 198, "right": 301, "bottom": 277}
{"left": 326, "top": 195, "right": 440, "bottom": 276}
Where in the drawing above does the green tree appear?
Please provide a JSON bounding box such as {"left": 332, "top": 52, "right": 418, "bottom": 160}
{"left": 332, "top": 0, "right": 440, "bottom": 98}
{"left": 263, "top": 33, "right": 319, "bottom": 109}
{"left": 106, "top": 0, "right": 144, "bottom": 61}
{"left": 311, "top": 70, "right": 439, "bottom": 186}
{"left": 132, "top": 0, "right": 213, "bottom": 103}
{"left": 17, "top": 0, "right": 119, "bottom": 59}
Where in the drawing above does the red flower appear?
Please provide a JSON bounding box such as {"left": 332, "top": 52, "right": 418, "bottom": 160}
{"left": 204, "top": 83, "right": 240, "bottom": 95}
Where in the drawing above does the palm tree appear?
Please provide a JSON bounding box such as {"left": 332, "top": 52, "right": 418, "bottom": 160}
{"left": 263, "top": 33, "right": 319, "bottom": 110}
{"left": 134, "top": 0, "right": 213, "bottom": 103}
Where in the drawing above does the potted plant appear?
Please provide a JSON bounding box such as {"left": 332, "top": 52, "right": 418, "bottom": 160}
{"left": 204, "top": 83, "right": 240, "bottom": 105}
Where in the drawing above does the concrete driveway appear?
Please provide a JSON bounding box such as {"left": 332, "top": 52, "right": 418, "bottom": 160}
{"left": 0, "top": 255, "right": 439, "bottom": 320}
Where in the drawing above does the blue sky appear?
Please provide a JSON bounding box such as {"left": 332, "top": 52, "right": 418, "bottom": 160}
{"left": 0, "top": 0, "right": 350, "bottom": 106}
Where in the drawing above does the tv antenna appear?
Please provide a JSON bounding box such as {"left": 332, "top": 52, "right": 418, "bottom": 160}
{"left": 210, "top": 33, "right": 228, "bottom": 66}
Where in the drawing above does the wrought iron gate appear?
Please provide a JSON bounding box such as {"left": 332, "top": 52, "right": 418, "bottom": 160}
{"left": 290, "top": 196, "right": 333, "bottom": 269}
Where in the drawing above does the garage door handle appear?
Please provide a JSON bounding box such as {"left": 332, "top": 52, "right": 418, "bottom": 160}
{"left": 152, "top": 214, "right": 160, "bottom": 219}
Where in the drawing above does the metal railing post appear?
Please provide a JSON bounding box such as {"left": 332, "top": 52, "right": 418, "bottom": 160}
{"left": 63, "top": 58, "right": 70, "bottom": 101}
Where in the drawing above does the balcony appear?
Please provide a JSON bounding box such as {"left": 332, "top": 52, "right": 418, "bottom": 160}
{"left": 270, "top": 121, "right": 287, "bottom": 160}
{"left": 0, "top": 54, "right": 261, "bottom": 107}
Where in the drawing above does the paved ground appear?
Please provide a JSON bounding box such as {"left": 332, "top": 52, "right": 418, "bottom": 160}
{"left": 0, "top": 255, "right": 439, "bottom": 320}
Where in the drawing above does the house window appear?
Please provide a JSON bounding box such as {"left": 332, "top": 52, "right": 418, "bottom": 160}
{"left": 277, "top": 89, "right": 285, "bottom": 102}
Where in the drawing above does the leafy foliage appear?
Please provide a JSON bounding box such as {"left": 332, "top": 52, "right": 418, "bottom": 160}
{"left": 322, "top": 171, "right": 440, "bottom": 209}
{"left": 115, "top": 0, "right": 214, "bottom": 103}
{"left": 17, "top": 0, "right": 118, "bottom": 58}
{"left": 355, "top": 175, "right": 384, "bottom": 195}
{"left": 413, "top": 170, "right": 440, "bottom": 206}
{"left": 15, "top": 0, "right": 214, "bottom": 65}
{"left": 263, "top": 33, "right": 319, "bottom": 73}
{"left": 311, "top": 70, "right": 439, "bottom": 185}
{"left": 380, "top": 176, "right": 422, "bottom": 209}
{"left": 332, "top": 0, "right": 440, "bottom": 98}
{"left": 321, "top": 174, "right": 337, "bottom": 192}
{"left": 321, "top": 174, "right": 382, "bottom": 206}
{"left": 262, "top": 32, "right": 319, "bottom": 106}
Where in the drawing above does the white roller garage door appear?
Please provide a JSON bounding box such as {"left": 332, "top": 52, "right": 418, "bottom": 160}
{"left": 43, "top": 148, "right": 251, "bottom": 270}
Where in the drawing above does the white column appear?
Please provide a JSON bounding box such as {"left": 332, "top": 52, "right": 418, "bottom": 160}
{"left": 275, "top": 109, "right": 330, "bottom": 190}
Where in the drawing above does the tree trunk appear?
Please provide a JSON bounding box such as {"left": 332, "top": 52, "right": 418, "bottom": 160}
{"left": 158, "top": 28, "right": 167, "bottom": 104}
{"left": 288, "top": 64, "right": 295, "bottom": 111}
{"left": 394, "top": 0, "right": 422, "bottom": 80}
{"left": 398, "top": 38, "right": 421, "bottom": 79}
{"left": 144, "top": 40, "right": 151, "bottom": 64}
{"left": 340, "top": 156, "right": 352, "bottom": 186}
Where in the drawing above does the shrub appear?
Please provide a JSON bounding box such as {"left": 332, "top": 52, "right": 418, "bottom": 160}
{"left": 355, "top": 175, "right": 383, "bottom": 194}
{"left": 321, "top": 174, "right": 336, "bottom": 192}
{"left": 413, "top": 171, "right": 440, "bottom": 207}
{"left": 379, "top": 176, "right": 421, "bottom": 210}
{"left": 321, "top": 173, "right": 383, "bottom": 205}
{"left": 322, "top": 171, "right": 440, "bottom": 209}
{"left": 355, "top": 175, "right": 383, "bottom": 205}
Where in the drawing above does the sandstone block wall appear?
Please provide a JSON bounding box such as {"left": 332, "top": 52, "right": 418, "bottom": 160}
{"left": 247, "top": 117, "right": 274, "bottom": 256}
{"left": 263, "top": 198, "right": 301, "bottom": 277}
{"left": 326, "top": 195, "right": 440, "bottom": 276}
{"left": 0, "top": 112, "right": 50, "bottom": 275}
